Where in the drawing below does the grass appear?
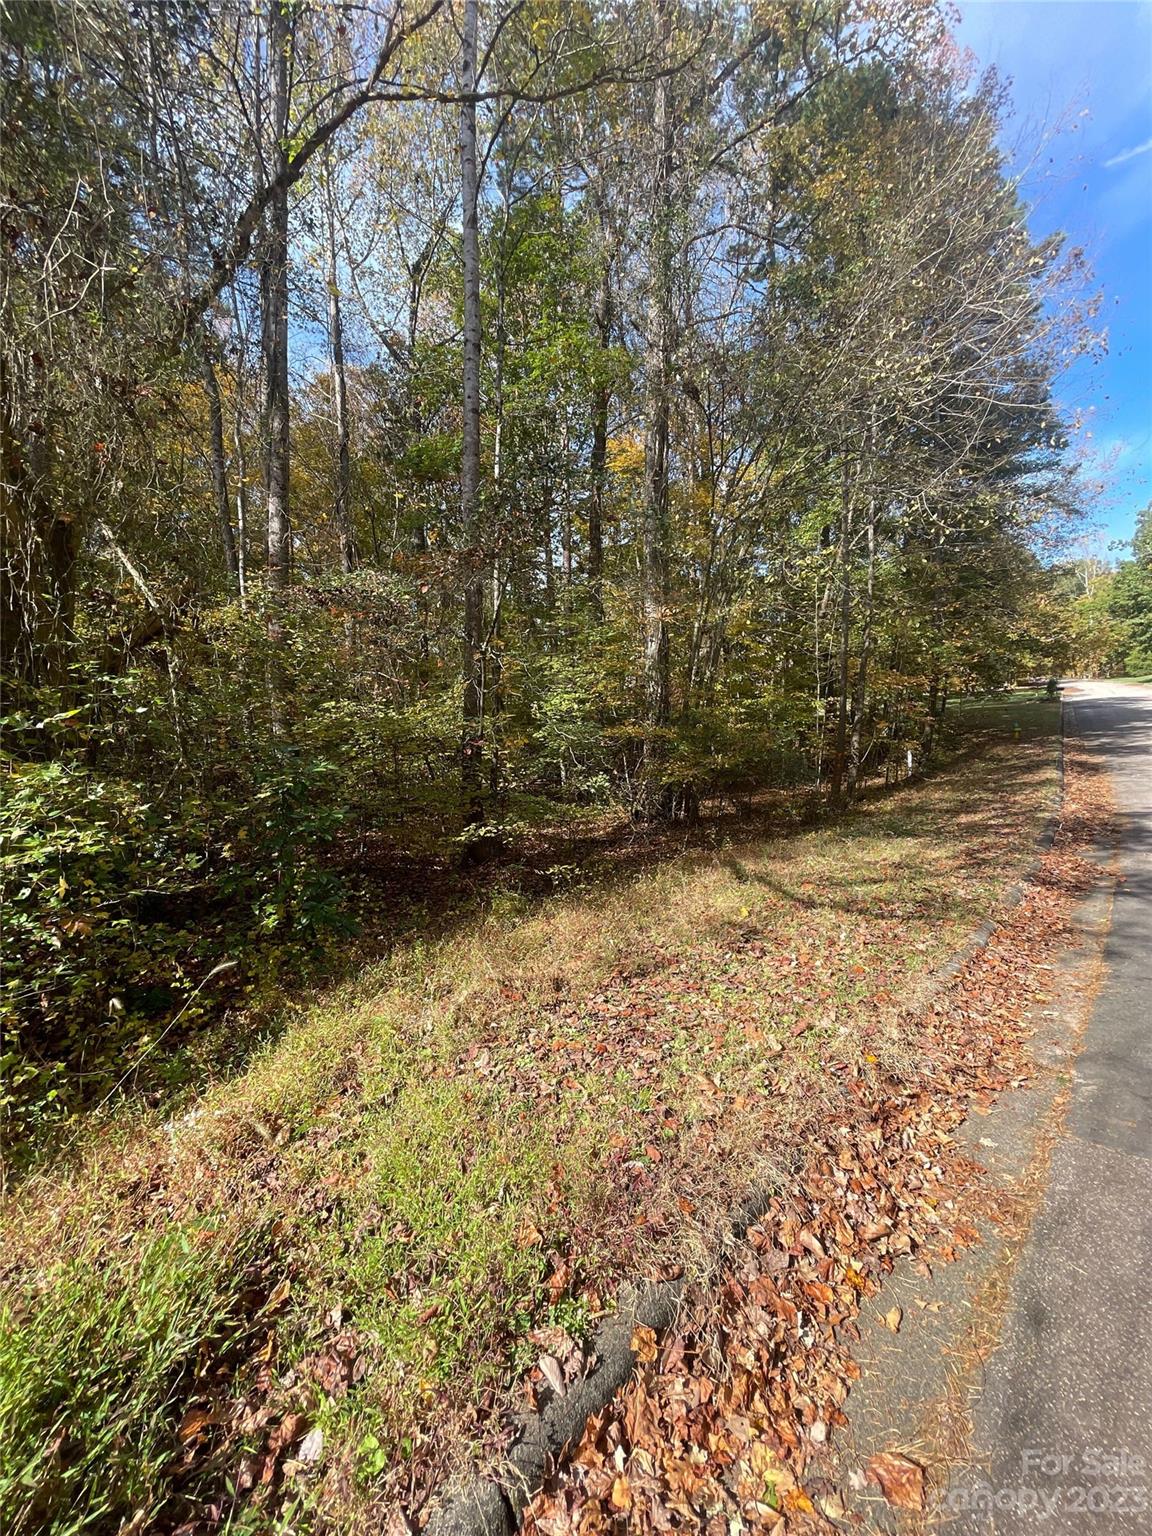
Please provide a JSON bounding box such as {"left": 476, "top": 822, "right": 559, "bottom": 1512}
{"left": 0, "top": 699, "right": 1061, "bottom": 1534}
{"left": 0, "top": 1221, "right": 278, "bottom": 1536}
{"left": 948, "top": 687, "right": 1059, "bottom": 720}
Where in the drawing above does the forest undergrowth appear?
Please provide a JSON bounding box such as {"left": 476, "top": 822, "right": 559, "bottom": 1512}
{"left": 0, "top": 697, "right": 1070, "bottom": 1535}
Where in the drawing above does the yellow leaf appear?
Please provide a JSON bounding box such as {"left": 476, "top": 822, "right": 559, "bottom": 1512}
{"left": 264, "top": 1277, "right": 291, "bottom": 1312}
{"left": 782, "top": 1487, "right": 815, "bottom": 1515}
{"left": 630, "top": 1324, "right": 658, "bottom": 1364}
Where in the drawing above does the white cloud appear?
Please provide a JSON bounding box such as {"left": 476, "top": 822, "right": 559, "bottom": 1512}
{"left": 1104, "top": 137, "right": 1152, "bottom": 169}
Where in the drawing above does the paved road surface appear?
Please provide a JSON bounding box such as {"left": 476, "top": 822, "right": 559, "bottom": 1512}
{"left": 946, "top": 680, "right": 1152, "bottom": 1533}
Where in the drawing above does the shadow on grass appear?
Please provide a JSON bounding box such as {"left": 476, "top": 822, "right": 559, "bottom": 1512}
{"left": 17, "top": 701, "right": 1063, "bottom": 1179}
{"left": 717, "top": 734, "right": 1057, "bottom": 924}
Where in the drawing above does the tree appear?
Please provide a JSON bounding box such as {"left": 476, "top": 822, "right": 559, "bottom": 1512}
{"left": 4, "top": 0, "right": 1106, "bottom": 1156}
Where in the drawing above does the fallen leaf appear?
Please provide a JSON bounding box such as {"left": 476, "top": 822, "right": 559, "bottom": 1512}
{"left": 818, "top": 1489, "right": 848, "bottom": 1519}
{"left": 178, "top": 1407, "right": 215, "bottom": 1444}
{"left": 547, "top": 1260, "right": 571, "bottom": 1304}
{"left": 885, "top": 1306, "right": 903, "bottom": 1333}
{"left": 781, "top": 1487, "right": 815, "bottom": 1515}
{"left": 630, "top": 1324, "right": 658, "bottom": 1364}
{"left": 538, "top": 1354, "right": 566, "bottom": 1396}
{"left": 866, "top": 1451, "right": 925, "bottom": 1510}
{"left": 267, "top": 1413, "right": 307, "bottom": 1455}
{"left": 297, "top": 1426, "right": 324, "bottom": 1463}
{"left": 264, "top": 1278, "right": 291, "bottom": 1312}
{"left": 610, "top": 1474, "right": 631, "bottom": 1511}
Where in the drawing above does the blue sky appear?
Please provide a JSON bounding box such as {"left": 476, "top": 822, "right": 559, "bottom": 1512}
{"left": 953, "top": 0, "right": 1152, "bottom": 550}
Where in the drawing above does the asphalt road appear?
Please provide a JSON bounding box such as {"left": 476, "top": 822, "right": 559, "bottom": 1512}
{"left": 946, "top": 680, "right": 1152, "bottom": 1534}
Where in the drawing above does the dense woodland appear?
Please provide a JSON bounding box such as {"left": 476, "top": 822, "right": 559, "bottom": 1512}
{"left": 1, "top": 0, "right": 1137, "bottom": 1149}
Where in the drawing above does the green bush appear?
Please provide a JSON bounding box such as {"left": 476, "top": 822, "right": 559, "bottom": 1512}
{"left": 0, "top": 740, "right": 351, "bottom": 1153}
{"left": 1, "top": 760, "right": 193, "bottom": 1138}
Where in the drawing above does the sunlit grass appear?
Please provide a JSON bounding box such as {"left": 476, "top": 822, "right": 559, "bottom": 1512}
{"left": 0, "top": 1220, "right": 277, "bottom": 1535}
{"left": 0, "top": 700, "right": 1061, "bottom": 1531}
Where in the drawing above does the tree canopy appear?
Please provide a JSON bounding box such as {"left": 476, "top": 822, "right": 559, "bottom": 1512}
{"left": 1, "top": 0, "right": 1106, "bottom": 1143}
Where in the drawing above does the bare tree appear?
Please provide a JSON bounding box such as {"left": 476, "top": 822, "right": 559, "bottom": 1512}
{"left": 322, "top": 149, "right": 357, "bottom": 573}
{"left": 457, "top": 0, "right": 486, "bottom": 827}
{"left": 263, "top": 0, "right": 293, "bottom": 592}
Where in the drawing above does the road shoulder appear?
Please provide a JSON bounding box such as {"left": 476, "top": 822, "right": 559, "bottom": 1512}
{"left": 806, "top": 712, "right": 1132, "bottom": 1532}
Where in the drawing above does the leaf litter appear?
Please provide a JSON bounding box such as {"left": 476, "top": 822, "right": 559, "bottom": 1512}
{"left": 1, "top": 720, "right": 1103, "bottom": 1535}
{"left": 519, "top": 739, "right": 1111, "bottom": 1535}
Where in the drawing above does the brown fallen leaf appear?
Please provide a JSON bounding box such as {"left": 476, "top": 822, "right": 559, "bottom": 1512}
{"left": 885, "top": 1305, "right": 903, "bottom": 1333}
{"left": 546, "top": 1260, "right": 571, "bottom": 1304}
{"left": 267, "top": 1413, "right": 308, "bottom": 1455}
{"left": 264, "top": 1277, "right": 291, "bottom": 1312}
{"left": 818, "top": 1489, "right": 848, "bottom": 1520}
{"left": 866, "top": 1451, "right": 925, "bottom": 1510}
{"left": 178, "top": 1406, "right": 215, "bottom": 1444}
{"left": 538, "top": 1354, "right": 566, "bottom": 1397}
{"left": 610, "top": 1474, "right": 631, "bottom": 1510}
{"left": 630, "top": 1324, "right": 658, "bottom": 1364}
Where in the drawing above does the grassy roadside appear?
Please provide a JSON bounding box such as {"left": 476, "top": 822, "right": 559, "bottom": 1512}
{"left": 0, "top": 699, "right": 1060, "bottom": 1535}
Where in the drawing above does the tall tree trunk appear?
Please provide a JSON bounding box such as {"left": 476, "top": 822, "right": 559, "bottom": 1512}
{"left": 542, "top": 478, "right": 556, "bottom": 620}
{"left": 458, "top": 0, "right": 486, "bottom": 822}
{"left": 200, "top": 337, "right": 239, "bottom": 584}
{"left": 263, "top": 0, "right": 291, "bottom": 592}
{"left": 0, "top": 363, "right": 77, "bottom": 702}
{"left": 227, "top": 284, "right": 251, "bottom": 607}
{"left": 487, "top": 167, "right": 512, "bottom": 796}
{"left": 562, "top": 482, "right": 573, "bottom": 598}
{"left": 638, "top": 0, "right": 674, "bottom": 814}
{"left": 846, "top": 498, "right": 876, "bottom": 800}
{"left": 406, "top": 239, "right": 432, "bottom": 556}
{"left": 830, "top": 484, "right": 853, "bottom": 806}
{"left": 232, "top": 404, "right": 249, "bottom": 606}
{"left": 588, "top": 395, "right": 608, "bottom": 620}
{"left": 323, "top": 152, "right": 356, "bottom": 574}
{"left": 587, "top": 258, "right": 612, "bottom": 621}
